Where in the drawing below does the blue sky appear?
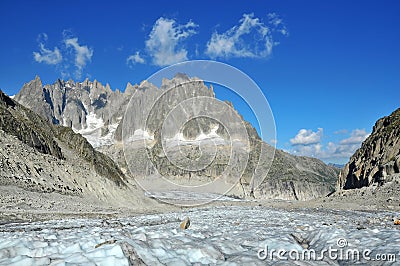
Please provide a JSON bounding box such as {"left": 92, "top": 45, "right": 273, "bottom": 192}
{"left": 0, "top": 0, "right": 399, "bottom": 164}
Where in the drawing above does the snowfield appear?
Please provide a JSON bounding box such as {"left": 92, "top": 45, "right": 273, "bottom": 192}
{"left": 0, "top": 206, "right": 399, "bottom": 265}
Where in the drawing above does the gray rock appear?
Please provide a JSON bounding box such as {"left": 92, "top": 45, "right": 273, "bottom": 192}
{"left": 14, "top": 76, "right": 133, "bottom": 147}
{"left": 338, "top": 108, "right": 400, "bottom": 189}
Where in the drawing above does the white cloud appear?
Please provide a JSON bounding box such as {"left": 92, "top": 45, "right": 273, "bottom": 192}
{"left": 127, "top": 51, "right": 145, "bottom": 65}
{"left": 128, "top": 13, "right": 287, "bottom": 68}
{"left": 32, "top": 33, "right": 93, "bottom": 79}
{"left": 339, "top": 129, "right": 369, "bottom": 145}
{"left": 323, "top": 142, "right": 362, "bottom": 159}
{"left": 290, "top": 128, "right": 323, "bottom": 146}
{"left": 205, "top": 13, "right": 287, "bottom": 59}
{"left": 33, "top": 44, "right": 63, "bottom": 65}
{"left": 33, "top": 33, "right": 62, "bottom": 65}
{"left": 64, "top": 37, "right": 93, "bottom": 78}
{"left": 292, "top": 143, "right": 323, "bottom": 158}
{"left": 290, "top": 128, "right": 370, "bottom": 162}
{"left": 145, "top": 17, "right": 198, "bottom": 66}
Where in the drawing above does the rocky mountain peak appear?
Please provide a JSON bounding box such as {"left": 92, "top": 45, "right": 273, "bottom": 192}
{"left": 338, "top": 108, "right": 400, "bottom": 189}
{"left": 170, "top": 72, "right": 191, "bottom": 84}
{"left": 175, "top": 72, "right": 190, "bottom": 80}
{"left": 82, "top": 77, "right": 90, "bottom": 85}
{"left": 15, "top": 75, "right": 54, "bottom": 123}
{"left": 139, "top": 80, "right": 157, "bottom": 90}
{"left": 125, "top": 82, "right": 137, "bottom": 94}
{"left": 26, "top": 75, "right": 43, "bottom": 91}
{"left": 105, "top": 83, "right": 112, "bottom": 93}
{"left": 161, "top": 73, "right": 201, "bottom": 89}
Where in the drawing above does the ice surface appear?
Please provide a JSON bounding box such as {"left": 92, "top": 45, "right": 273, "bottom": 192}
{"left": 0, "top": 206, "right": 399, "bottom": 265}
{"left": 165, "top": 125, "right": 227, "bottom": 147}
{"left": 144, "top": 190, "right": 244, "bottom": 203}
{"left": 70, "top": 112, "right": 121, "bottom": 148}
{"left": 126, "top": 129, "right": 154, "bottom": 142}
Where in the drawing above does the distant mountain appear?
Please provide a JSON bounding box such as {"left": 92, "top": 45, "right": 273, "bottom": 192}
{"left": 0, "top": 89, "right": 144, "bottom": 204}
{"left": 14, "top": 75, "right": 340, "bottom": 201}
{"left": 338, "top": 108, "right": 400, "bottom": 189}
{"left": 328, "top": 163, "right": 345, "bottom": 169}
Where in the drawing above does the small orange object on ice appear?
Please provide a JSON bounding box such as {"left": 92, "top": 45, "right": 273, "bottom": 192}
{"left": 180, "top": 217, "right": 190, "bottom": 229}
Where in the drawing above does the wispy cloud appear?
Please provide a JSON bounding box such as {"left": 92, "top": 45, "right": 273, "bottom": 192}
{"left": 339, "top": 129, "right": 369, "bottom": 145}
{"left": 290, "top": 128, "right": 323, "bottom": 146}
{"left": 64, "top": 37, "right": 93, "bottom": 79}
{"left": 290, "top": 128, "right": 369, "bottom": 162}
{"left": 128, "top": 12, "right": 287, "bottom": 68}
{"left": 33, "top": 44, "right": 63, "bottom": 65}
{"left": 144, "top": 17, "right": 198, "bottom": 66}
{"left": 33, "top": 33, "right": 93, "bottom": 79}
{"left": 334, "top": 129, "right": 348, "bottom": 135}
{"left": 126, "top": 51, "right": 145, "bottom": 66}
{"left": 205, "top": 13, "right": 288, "bottom": 59}
{"left": 33, "top": 33, "right": 62, "bottom": 65}
{"left": 268, "top": 13, "right": 289, "bottom": 36}
{"left": 323, "top": 141, "right": 362, "bottom": 159}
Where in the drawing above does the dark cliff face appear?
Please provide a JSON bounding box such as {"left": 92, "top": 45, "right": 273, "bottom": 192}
{"left": 338, "top": 108, "right": 400, "bottom": 190}
{"left": 0, "top": 89, "right": 126, "bottom": 187}
{"left": 0, "top": 89, "right": 64, "bottom": 159}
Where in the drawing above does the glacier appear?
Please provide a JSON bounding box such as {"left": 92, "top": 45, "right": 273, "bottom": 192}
{"left": 0, "top": 206, "right": 399, "bottom": 265}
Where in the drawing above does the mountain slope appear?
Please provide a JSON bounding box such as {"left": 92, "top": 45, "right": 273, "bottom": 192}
{"left": 0, "top": 89, "right": 146, "bottom": 206}
{"left": 257, "top": 149, "right": 339, "bottom": 200}
{"left": 338, "top": 108, "right": 400, "bottom": 189}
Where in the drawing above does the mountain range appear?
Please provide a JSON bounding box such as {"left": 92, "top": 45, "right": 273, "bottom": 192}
{"left": 10, "top": 75, "right": 340, "bottom": 201}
